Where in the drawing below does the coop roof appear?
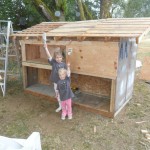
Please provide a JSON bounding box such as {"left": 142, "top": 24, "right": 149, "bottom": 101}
{"left": 13, "top": 18, "right": 150, "bottom": 43}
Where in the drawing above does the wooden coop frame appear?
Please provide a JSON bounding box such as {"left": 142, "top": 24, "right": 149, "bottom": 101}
{"left": 12, "top": 18, "right": 150, "bottom": 118}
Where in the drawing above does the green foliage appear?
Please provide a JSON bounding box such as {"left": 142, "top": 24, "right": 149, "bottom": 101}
{"left": 84, "top": 0, "right": 99, "bottom": 19}
{"left": 65, "top": 0, "right": 77, "bottom": 21}
{"left": 112, "top": 0, "right": 127, "bottom": 17}
{"left": 0, "top": 0, "right": 45, "bottom": 30}
{"left": 124, "top": 0, "right": 150, "bottom": 17}
{"left": 0, "top": 0, "right": 150, "bottom": 30}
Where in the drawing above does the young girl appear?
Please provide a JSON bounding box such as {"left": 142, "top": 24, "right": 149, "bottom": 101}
{"left": 44, "top": 44, "right": 67, "bottom": 112}
{"left": 57, "top": 66, "right": 74, "bottom": 120}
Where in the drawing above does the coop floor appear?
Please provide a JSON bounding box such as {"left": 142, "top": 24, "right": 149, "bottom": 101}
{"left": 25, "top": 83, "right": 110, "bottom": 115}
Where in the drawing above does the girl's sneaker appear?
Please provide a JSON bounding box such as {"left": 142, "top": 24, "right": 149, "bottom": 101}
{"left": 68, "top": 115, "right": 72, "bottom": 120}
{"left": 61, "top": 116, "right": 65, "bottom": 120}
{"left": 56, "top": 107, "right": 61, "bottom": 112}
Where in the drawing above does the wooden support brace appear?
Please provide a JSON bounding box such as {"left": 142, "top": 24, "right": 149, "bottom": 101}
{"left": 54, "top": 36, "right": 62, "bottom": 41}
{"left": 37, "top": 36, "right": 42, "bottom": 41}
{"left": 22, "top": 66, "right": 27, "bottom": 89}
{"left": 22, "top": 36, "right": 29, "bottom": 40}
{"left": 110, "top": 79, "right": 116, "bottom": 113}
{"left": 12, "top": 36, "right": 16, "bottom": 41}
{"left": 104, "top": 37, "right": 111, "bottom": 42}
{"left": 77, "top": 36, "right": 86, "bottom": 41}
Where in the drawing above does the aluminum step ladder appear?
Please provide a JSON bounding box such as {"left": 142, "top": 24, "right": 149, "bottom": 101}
{"left": 0, "top": 20, "right": 13, "bottom": 96}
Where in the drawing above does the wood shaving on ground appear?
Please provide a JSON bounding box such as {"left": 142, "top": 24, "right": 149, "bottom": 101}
{"left": 136, "top": 121, "right": 147, "bottom": 124}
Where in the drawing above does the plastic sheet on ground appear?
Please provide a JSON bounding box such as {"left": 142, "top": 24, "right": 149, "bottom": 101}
{"left": 0, "top": 132, "right": 42, "bottom": 150}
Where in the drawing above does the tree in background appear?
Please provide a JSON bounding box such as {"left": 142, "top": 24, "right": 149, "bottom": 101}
{"left": 33, "top": 0, "right": 94, "bottom": 21}
{"left": 0, "top": 0, "right": 45, "bottom": 30}
{"left": 111, "top": 0, "right": 127, "bottom": 18}
{"left": 100, "top": 0, "right": 112, "bottom": 18}
{"left": 124, "top": 0, "right": 150, "bottom": 17}
{"left": 0, "top": 0, "right": 150, "bottom": 30}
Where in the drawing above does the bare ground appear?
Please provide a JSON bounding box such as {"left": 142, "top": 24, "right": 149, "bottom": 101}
{"left": 0, "top": 78, "right": 149, "bottom": 150}
{"left": 0, "top": 27, "right": 149, "bottom": 150}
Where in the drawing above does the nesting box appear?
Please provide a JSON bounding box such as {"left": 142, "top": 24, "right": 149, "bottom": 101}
{"left": 13, "top": 18, "right": 150, "bottom": 118}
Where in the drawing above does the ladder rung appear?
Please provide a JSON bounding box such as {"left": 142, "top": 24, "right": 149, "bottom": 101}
{"left": 0, "top": 82, "right": 4, "bottom": 86}
{"left": 0, "top": 57, "right": 6, "bottom": 60}
{"left": 0, "top": 45, "right": 7, "bottom": 48}
{"left": 0, "top": 77, "right": 3, "bottom": 80}
{"left": 0, "top": 33, "right": 7, "bottom": 35}
{"left": 0, "top": 70, "right": 5, "bottom": 73}
{"left": 7, "top": 73, "right": 20, "bottom": 76}
{"left": 8, "top": 55, "right": 16, "bottom": 57}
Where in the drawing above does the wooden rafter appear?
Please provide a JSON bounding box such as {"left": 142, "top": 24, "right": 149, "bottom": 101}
{"left": 12, "top": 18, "right": 150, "bottom": 42}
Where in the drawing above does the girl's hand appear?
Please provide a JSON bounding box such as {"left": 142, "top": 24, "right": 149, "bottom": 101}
{"left": 55, "top": 91, "right": 59, "bottom": 98}
{"left": 67, "top": 63, "right": 70, "bottom": 67}
{"left": 43, "top": 43, "right": 47, "bottom": 49}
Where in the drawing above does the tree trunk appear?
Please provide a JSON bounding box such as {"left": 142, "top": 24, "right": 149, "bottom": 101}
{"left": 77, "top": 0, "right": 86, "bottom": 20}
{"left": 55, "top": 0, "right": 66, "bottom": 21}
{"left": 100, "top": 0, "right": 112, "bottom": 19}
{"left": 33, "top": 0, "right": 57, "bottom": 21}
{"left": 82, "top": 2, "right": 93, "bottom": 20}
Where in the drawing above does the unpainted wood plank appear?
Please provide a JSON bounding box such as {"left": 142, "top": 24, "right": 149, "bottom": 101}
{"left": 24, "top": 89, "right": 114, "bottom": 118}
{"left": 38, "top": 69, "right": 51, "bottom": 85}
{"left": 110, "top": 79, "right": 116, "bottom": 112}
{"left": 93, "top": 27, "right": 147, "bottom": 31}
{"left": 106, "top": 17, "right": 150, "bottom": 20}
{"left": 47, "top": 32, "right": 84, "bottom": 37}
{"left": 54, "top": 36, "right": 62, "bottom": 41}
{"left": 50, "top": 28, "right": 89, "bottom": 32}
{"left": 82, "top": 33, "right": 140, "bottom": 37}
{"left": 66, "top": 41, "right": 119, "bottom": 79}
{"left": 95, "top": 24, "right": 149, "bottom": 28}
{"left": 22, "top": 66, "right": 27, "bottom": 89}
{"left": 139, "top": 57, "right": 150, "bottom": 81}
{"left": 71, "top": 73, "right": 111, "bottom": 97}
{"left": 22, "top": 62, "right": 52, "bottom": 70}
{"left": 70, "top": 101, "right": 113, "bottom": 118}
{"left": 86, "top": 30, "right": 143, "bottom": 34}
{"left": 21, "top": 40, "right": 71, "bottom": 46}
{"left": 99, "top": 22, "right": 150, "bottom": 25}
{"left": 20, "top": 40, "right": 26, "bottom": 61}
{"left": 22, "top": 61, "right": 51, "bottom": 70}
{"left": 102, "top": 18, "right": 150, "bottom": 22}
{"left": 114, "top": 96, "right": 131, "bottom": 117}
{"left": 77, "top": 36, "right": 86, "bottom": 41}
{"left": 13, "top": 33, "right": 41, "bottom": 36}
{"left": 136, "top": 27, "right": 150, "bottom": 43}
{"left": 27, "top": 67, "right": 38, "bottom": 86}
{"left": 26, "top": 44, "right": 40, "bottom": 60}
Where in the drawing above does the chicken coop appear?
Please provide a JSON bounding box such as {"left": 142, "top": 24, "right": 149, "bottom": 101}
{"left": 13, "top": 18, "right": 150, "bottom": 118}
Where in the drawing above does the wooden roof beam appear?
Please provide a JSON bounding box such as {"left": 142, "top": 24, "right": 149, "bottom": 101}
{"left": 136, "top": 28, "right": 150, "bottom": 44}
{"left": 22, "top": 36, "right": 29, "bottom": 40}
{"left": 54, "top": 36, "right": 62, "bottom": 41}
{"left": 37, "top": 36, "right": 43, "bottom": 41}
{"left": 104, "top": 37, "right": 111, "bottom": 42}
{"left": 77, "top": 36, "right": 86, "bottom": 41}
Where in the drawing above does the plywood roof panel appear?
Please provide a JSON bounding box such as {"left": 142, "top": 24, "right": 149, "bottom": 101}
{"left": 12, "top": 18, "right": 150, "bottom": 41}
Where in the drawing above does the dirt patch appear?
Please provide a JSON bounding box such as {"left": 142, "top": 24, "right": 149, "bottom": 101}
{"left": 0, "top": 80, "right": 150, "bottom": 150}
{"left": 0, "top": 39, "right": 150, "bottom": 149}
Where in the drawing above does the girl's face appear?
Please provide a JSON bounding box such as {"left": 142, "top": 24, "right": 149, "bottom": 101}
{"left": 59, "top": 71, "right": 66, "bottom": 80}
{"left": 55, "top": 55, "right": 62, "bottom": 63}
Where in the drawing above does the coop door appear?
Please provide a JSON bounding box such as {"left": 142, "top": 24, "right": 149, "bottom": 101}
{"left": 115, "top": 38, "right": 137, "bottom": 112}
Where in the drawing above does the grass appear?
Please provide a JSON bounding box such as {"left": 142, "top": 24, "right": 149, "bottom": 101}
{"left": 0, "top": 80, "right": 149, "bottom": 150}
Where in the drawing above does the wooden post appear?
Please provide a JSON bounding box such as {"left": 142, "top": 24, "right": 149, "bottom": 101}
{"left": 110, "top": 79, "right": 116, "bottom": 113}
